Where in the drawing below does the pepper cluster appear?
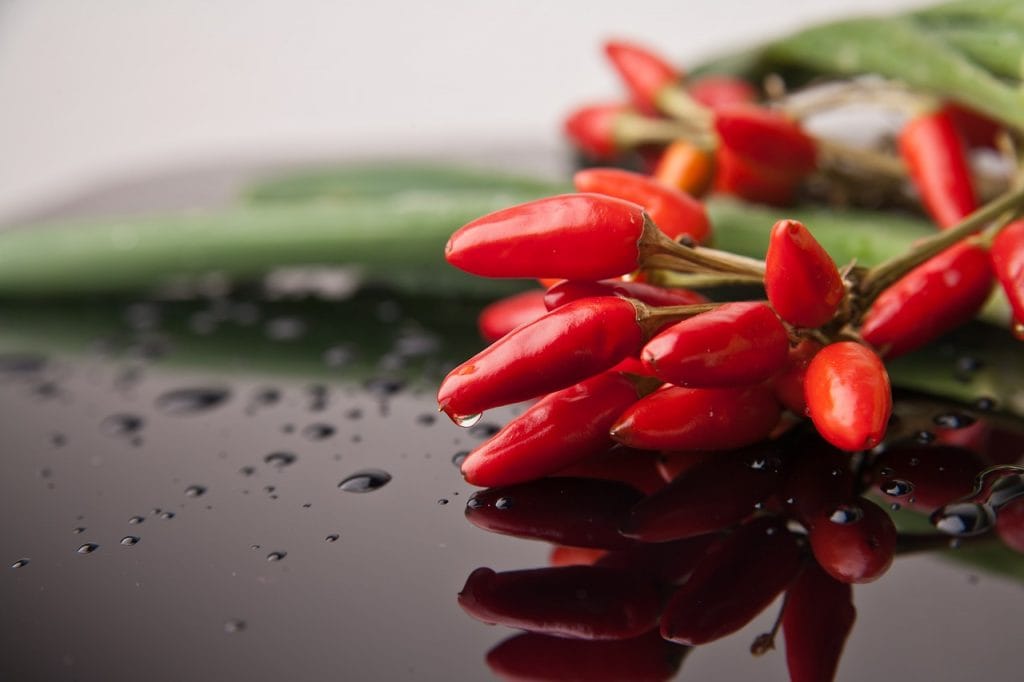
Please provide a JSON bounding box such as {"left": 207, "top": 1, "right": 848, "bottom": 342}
{"left": 442, "top": 36, "right": 1024, "bottom": 682}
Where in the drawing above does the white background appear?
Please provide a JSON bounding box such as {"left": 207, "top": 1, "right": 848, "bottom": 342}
{"left": 0, "top": 0, "right": 931, "bottom": 221}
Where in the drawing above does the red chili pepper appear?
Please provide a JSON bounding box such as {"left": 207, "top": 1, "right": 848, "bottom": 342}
{"left": 458, "top": 565, "right": 663, "bottom": 640}
{"left": 611, "top": 384, "right": 781, "bottom": 451}
{"left": 621, "top": 442, "right": 786, "bottom": 542}
{"left": 991, "top": 219, "right": 1024, "bottom": 335}
{"left": 713, "top": 144, "right": 801, "bottom": 206}
{"left": 898, "top": 108, "right": 977, "bottom": 229}
{"left": 458, "top": 369, "right": 643, "bottom": 486}
{"left": 544, "top": 278, "right": 706, "bottom": 311}
{"left": 804, "top": 341, "right": 891, "bottom": 452}
{"left": 807, "top": 497, "right": 897, "bottom": 584}
{"left": 860, "top": 242, "right": 994, "bottom": 358}
{"left": 765, "top": 219, "right": 844, "bottom": 328}
{"left": 477, "top": 289, "right": 549, "bottom": 342}
{"left": 604, "top": 40, "right": 680, "bottom": 115}
{"left": 781, "top": 562, "right": 856, "bottom": 682}
{"left": 870, "top": 443, "right": 985, "bottom": 513}
{"left": 942, "top": 102, "right": 1002, "bottom": 150}
{"left": 653, "top": 140, "right": 714, "bottom": 196}
{"left": 771, "top": 338, "right": 822, "bottom": 415}
{"left": 465, "top": 477, "right": 643, "bottom": 550}
{"left": 687, "top": 75, "right": 757, "bottom": 111}
{"left": 641, "top": 301, "right": 789, "bottom": 388}
{"left": 549, "top": 545, "right": 608, "bottom": 567}
{"left": 574, "top": 167, "right": 712, "bottom": 244}
{"left": 660, "top": 517, "right": 802, "bottom": 645}
{"left": 564, "top": 103, "right": 630, "bottom": 160}
{"left": 714, "top": 104, "right": 818, "bottom": 177}
{"left": 486, "top": 629, "right": 689, "bottom": 682}
{"left": 446, "top": 193, "right": 655, "bottom": 280}
{"left": 996, "top": 497, "right": 1024, "bottom": 554}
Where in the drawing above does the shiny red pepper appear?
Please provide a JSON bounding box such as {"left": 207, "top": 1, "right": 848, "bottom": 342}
{"left": 943, "top": 102, "right": 1002, "bottom": 150}
{"left": 621, "top": 442, "right": 786, "bottom": 542}
{"left": 544, "top": 278, "right": 706, "bottom": 311}
{"left": 714, "top": 104, "right": 818, "bottom": 177}
{"left": 641, "top": 302, "right": 789, "bottom": 387}
{"left": 687, "top": 75, "right": 757, "bottom": 111}
{"left": 653, "top": 140, "right": 715, "bottom": 196}
{"left": 771, "top": 338, "right": 822, "bottom": 415}
{"left": 604, "top": 40, "right": 679, "bottom": 115}
{"left": 713, "top": 144, "right": 801, "bottom": 206}
{"left": 611, "top": 384, "right": 781, "bottom": 451}
{"left": 991, "top": 219, "right": 1024, "bottom": 333}
{"left": 807, "top": 497, "right": 897, "bottom": 583}
{"left": 804, "top": 342, "right": 891, "bottom": 452}
{"left": 458, "top": 565, "right": 663, "bottom": 640}
{"left": 898, "top": 108, "right": 977, "bottom": 229}
{"left": 445, "top": 193, "right": 652, "bottom": 280}
{"left": 660, "top": 517, "right": 802, "bottom": 645}
{"left": 458, "top": 369, "right": 643, "bottom": 486}
{"left": 573, "top": 167, "right": 712, "bottom": 244}
{"left": 564, "top": 103, "right": 630, "bottom": 160}
{"left": 765, "top": 219, "right": 844, "bottom": 328}
{"left": 782, "top": 562, "right": 856, "bottom": 682}
{"left": 477, "top": 289, "right": 548, "bottom": 342}
{"left": 860, "top": 242, "right": 994, "bottom": 358}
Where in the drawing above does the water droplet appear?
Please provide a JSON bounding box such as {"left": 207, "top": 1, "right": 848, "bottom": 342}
{"left": 450, "top": 412, "right": 482, "bottom": 428}
{"left": 932, "top": 503, "right": 994, "bottom": 536}
{"left": 11, "top": 558, "right": 30, "bottom": 568}
{"left": 239, "top": 466, "right": 256, "bottom": 477}
{"left": 416, "top": 414, "right": 436, "bottom": 426}
{"left": 73, "top": 527, "right": 86, "bottom": 534}
{"left": 437, "top": 498, "right": 449, "bottom": 505}
{"left": 160, "top": 511, "right": 176, "bottom": 520}
{"left": 495, "top": 497, "right": 513, "bottom": 510}
{"left": 915, "top": 430, "right": 936, "bottom": 444}
{"left": 890, "top": 503, "right": 902, "bottom": 511}
{"left": 828, "top": 505, "right": 864, "bottom": 525}
{"left": 306, "top": 384, "right": 329, "bottom": 412}
{"left": 101, "top": 413, "right": 145, "bottom": 436}
{"left": 250, "top": 544, "right": 261, "bottom": 551}
{"left": 338, "top": 469, "right": 391, "bottom": 493}
{"left": 974, "top": 397, "right": 996, "bottom": 412}
{"left": 345, "top": 408, "right": 363, "bottom": 420}
{"left": 156, "top": 387, "right": 231, "bottom": 415}
{"left": 224, "top": 619, "right": 246, "bottom": 634}
{"left": 466, "top": 497, "right": 483, "bottom": 510}
{"left": 878, "top": 466, "right": 894, "bottom": 478}
{"left": 128, "top": 516, "right": 145, "bottom": 525}
{"left": 933, "top": 412, "right": 976, "bottom": 430}
{"left": 77, "top": 543, "right": 99, "bottom": 554}
{"left": 452, "top": 451, "right": 470, "bottom": 468}
{"left": 185, "top": 485, "right": 207, "bottom": 498}
{"left": 266, "top": 551, "right": 287, "bottom": 562}
{"left": 264, "top": 452, "right": 298, "bottom": 468}
{"left": 120, "top": 536, "right": 140, "bottom": 546}
{"left": 881, "top": 479, "right": 915, "bottom": 497}
{"left": 301, "top": 424, "right": 335, "bottom": 441}
{"left": 247, "top": 388, "right": 281, "bottom": 412}
{"left": 325, "top": 534, "right": 339, "bottom": 543}
{"left": 1014, "top": 321, "right": 1024, "bottom": 340}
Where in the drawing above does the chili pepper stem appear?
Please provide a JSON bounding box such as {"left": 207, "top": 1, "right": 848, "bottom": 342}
{"left": 630, "top": 299, "right": 722, "bottom": 338}
{"left": 750, "top": 582, "right": 792, "bottom": 656}
{"left": 643, "top": 270, "right": 767, "bottom": 289}
{"left": 613, "top": 113, "right": 707, "bottom": 150}
{"left": 816, "top": 138, "right": 906, "bottom": 180}
{"left": 857, "top": 184, "right": 1024, "bottom": 303}
{"left": 654, "top": 86, "right": 715, "bottom": 131}
{"left": 640, "top": 223, "right": 768, "bottom": 278}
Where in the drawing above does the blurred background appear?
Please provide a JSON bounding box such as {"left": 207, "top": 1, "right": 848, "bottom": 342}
{"left": 0, "top": 0, "right": 932, "bottom": 224}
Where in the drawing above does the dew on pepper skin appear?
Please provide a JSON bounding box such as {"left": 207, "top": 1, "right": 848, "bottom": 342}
{"left": 451, "top": 413, "right": 482, "bottom": 428}
{"left": 494, "top": 497, "right": 513, "bottom": 510}
{"left": 77, "top": 543, "right": 99, "bottom": 554}
{"left": 881, "top": 479, "right": 914, "bottom": 497}
{"left": 120, "top": 536, "right": 140, "bottom": 546}
{"left": 155, "top": 387, "right": 231, "bottom": 415}
{"left": 11, "top": 558, "right": 30, "bottom": 568}
{"left": 915, "top": 430, "right": 936, "bottom": 444}
{"left": 933, "top": 412, "right": 976, "bottom": 430}
{"left": 932, "top": 503, "right": 994, "bottom": 536}
{"left": 466, "top": 497, "right": 484, "bottom": 510}
{"left": 828, "top": 505, "right": 864, "bottom": 525}
{"left": 264, "top": 452, "right": 298, "bottom": 468}
{"left": 338, "top": 469, "right": 392, "bottom": 493}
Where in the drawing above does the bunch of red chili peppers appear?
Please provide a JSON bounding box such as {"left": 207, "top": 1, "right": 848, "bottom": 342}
{"left": 442, "top": 38, "right": 1024, "bottom": 682}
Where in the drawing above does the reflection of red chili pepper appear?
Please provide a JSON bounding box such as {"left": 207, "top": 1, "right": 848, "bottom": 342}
{"left": 687, "top": 75, "right": 757, "bottom": 111}
{"left": 714, "top": 104, "right": 818, "bottom": 177}
{"left": 564, "top": 103, "right": 630, "bottom": 160}
{"left": 621, "top": 442, "right": 785, "bottom": 542}
{"left": 782, "top": 437, "right": 855, "bottom": 526}
{"left": 458, "top": 565, "right": 663, "bottom": 640}
{"left": 556, "top": 446, "right": 667, "bottom": 495}
{"left": 782, "top": 562, "right": 856, "bottom": 682}
{"left": 438, "top": 297, "right": 644, "bottom": 423}
{"left": 445, "top": 193, "right": 653, "bottom": 280}
{"left": 804, "top": 342, "right": 891, "bottom": 452}
{"left": 458, "top": 369, "right": 642, "bottom": 486}
{"left": 660, "top": 516, "right": 802, "bottom": 645}
{"left": 544, "top": 278, "right": 705, "bottom": 311}
{"left": 807, "top": 497, "right": 896, "bottom": 584}
{"left": 574, "top": 167, "right": 712, "bottom": 243}
{"left": 860, "top": 242, "right": 994, "bottom": 358}
{"left": 898, "top": 109, "right": 977, "bottom": 229}
{"left": 765, "top": 219, "right": 844, "bottom": 328}
{"left": 641, "top": 302, "right": 789, "bottom": 388}
{"left": 611, "top": 384, "right": 781, "bottom": 451}
{"left": 991, "top": 219, "right": 1024, "bottom": 332}
{"left": 597, "top": 534, "right": 720, "bottom": 585}
{"left": 604, "top": 40, "right": 679, "bottom": 114}
{"left": 870, "top": 443, "right": 985, "bottom": 513}
{"left": 996, "top": 498, "right": 1024, "bottom": 554}
{"left": 653, "top": 140, "right": 714, "bottom": 196}
{"left": 477, "top": 289, "right": 548, "bottom": 342}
